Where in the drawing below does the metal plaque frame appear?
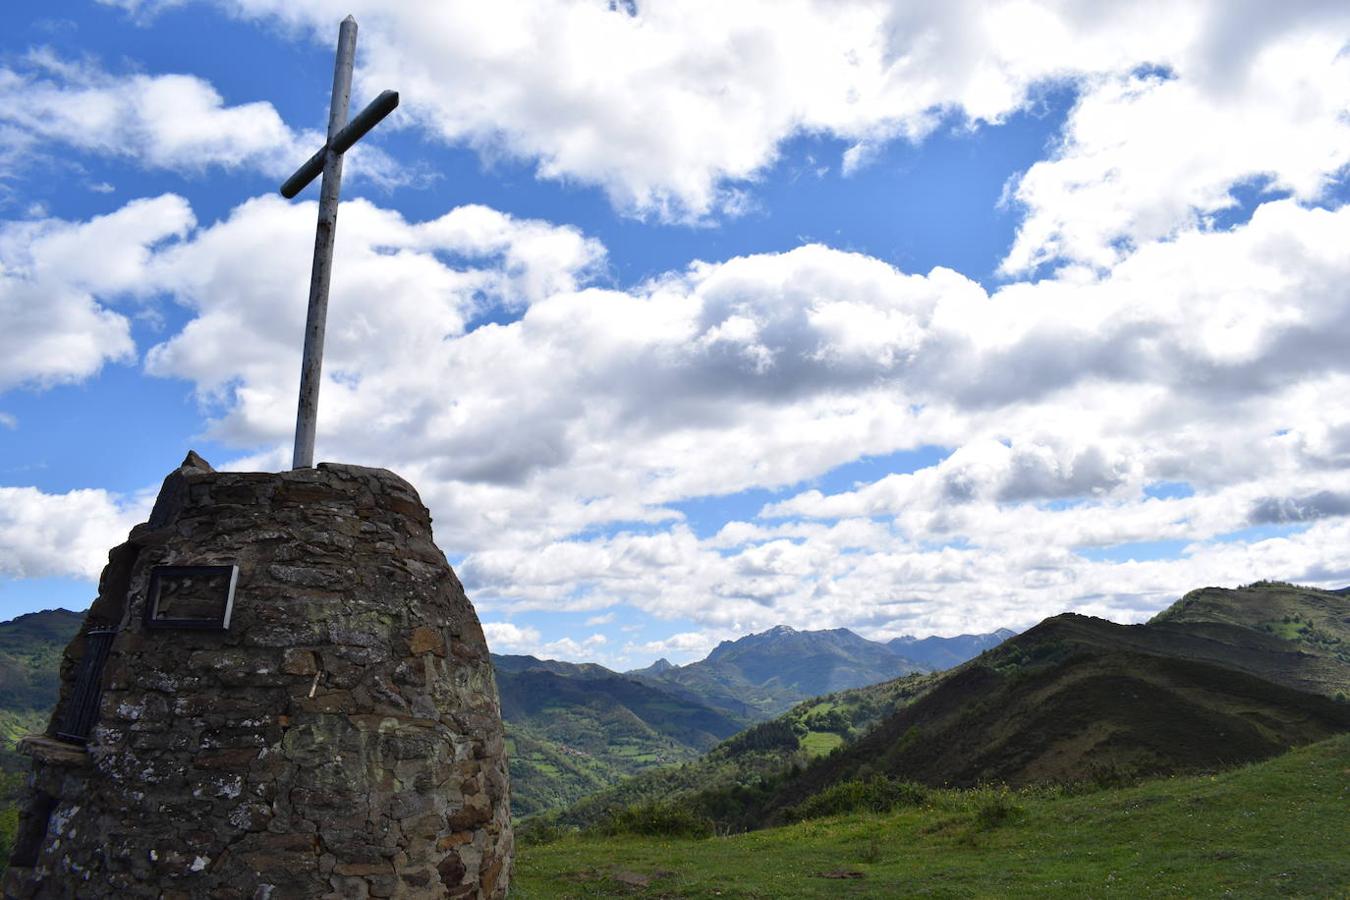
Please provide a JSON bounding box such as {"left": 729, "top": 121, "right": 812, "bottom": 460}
{"left": 143, "top": 564, "right": 239, "bottom": 630}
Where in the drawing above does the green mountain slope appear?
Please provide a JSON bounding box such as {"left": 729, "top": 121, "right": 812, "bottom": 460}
{"left": 1153, "top": 581, "right": 1350, "bottom": 683}
{"left": 532, "top": 671, "right": 942, "bottom": 834}
{"left": 498, "top": 666, "right": 744, "bottom": 752}
{"left": 500, "top": 622, "right": 1013, "bottom": 817}
{"left": 542, "top": 582, "right": 1349, "bottom": 837}
{"left": 493, "top": 654, "right": 619, "bottom": 680}
{"left": 0, "top": 608, "right": 84, "bottom": 773}
{"left": 495, "top": 663, "right": 745, "bottom": 816}
{"left": 0, "top": 609, "right": 84, "bottom": 863}
{"left": 0, "top": 609, "right": 83, "bottom": 717}
{"left": 505, "top": 723, "right": 617, "bottom": 817}
{"left": 753, "top": 584, "right": 1350, "bottom": 822}
{"left": 769, "top": 639, "right": 1349, "bottom": 818}
{"left": 515, "top": 733, "right": 1350, "bottom": 898}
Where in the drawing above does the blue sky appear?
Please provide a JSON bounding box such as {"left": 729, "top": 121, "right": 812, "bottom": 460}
{"left": 2, "top": 1, "right": 1349, "bottom": 667}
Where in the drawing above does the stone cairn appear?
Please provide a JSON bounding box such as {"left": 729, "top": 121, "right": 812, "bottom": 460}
{"left": 5, "top": 454, "right": 512, "bottom": 898}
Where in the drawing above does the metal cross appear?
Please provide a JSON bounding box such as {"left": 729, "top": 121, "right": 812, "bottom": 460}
{"left": 280, "top": 15, "right": 399, "bottom": 469}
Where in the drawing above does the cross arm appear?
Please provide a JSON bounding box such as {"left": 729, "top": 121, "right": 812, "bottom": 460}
{"left": 280, "top": 90, "right": 401, "bottom": 199}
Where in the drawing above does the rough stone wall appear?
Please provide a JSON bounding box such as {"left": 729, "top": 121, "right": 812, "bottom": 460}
{"left": 4, "top": 455, "right": 512, "bottom": 898}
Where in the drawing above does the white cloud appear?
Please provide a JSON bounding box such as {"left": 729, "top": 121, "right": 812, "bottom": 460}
{"left": 0, "top": 50, "right": 396, "bottom": 185}
{"left": 43, "top": 188, "right": 1330, "bottom": 641}
{"left": 538, "top": 633, "right": 608, "bottom": 661}
{"left": 14, "top": 0, "right": 1350, "bottom": 651}
{"left": 6, "top": 179, "right": 1350, "bottom": 639}
{"left": 97, "top": 0, "right": 188, "bottom": 18}
{"left": 480, "top": 621, "right": 542, "bottom": 653}
{"left": 140, "top": 194, "right": 605, "bottom": 453}
{"left": 1, "top": 187, "right": 1347, "bottom": 640}
{"left": 0, "top": 194, "right": 193, "bottom": 391}
{"left": 450, "top": 201, "right": 1350, "bottom": 634}
{"left": 480, "top": 621, "right": 609, "bottom": 662}
{"left": 636, "top": 630, "right": 724, "bottom": 662}
{"left": 1002, "top": 33, "right": 1350, "bottom": 273}
{"left": 0, "top": 486, "right": 147, "bottom": 580}
{"left": 96, "top": 0, "right": 1350, "bottom": 234}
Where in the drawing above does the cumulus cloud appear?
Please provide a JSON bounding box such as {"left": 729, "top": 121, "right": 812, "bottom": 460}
{"left": 0, "top": 194, "right": 193, "bottom": 390}
{"left": 480, "top": 621, "right": 608, "bottom": 662}
{"left": 538, "top": 633, "right": 608, "bottom": 661}
{"left": 10, "top": 0, "right": 1350, "bottom": 646}
{"left": 48, "top": 186, "right": 1331, "bottom": 639}
{"left": 5, "top": 180, "right": 1350, "bottom": 639}
{"left": 1249, "top": 491, "right": 1350, "bottom": 525}
{"left": 0, "top": 486, "right": 146, "bottom": 581}
{"left": 0, "top": 50, "right": 397, "bottom": 184}
{"left": 96, "top": 0, "right": 1350, "bottom": 236}
{"left": 635, "top": 630, "right": 724, "bottom": 662}
{"left": 480, "top": 621, "right": 542, "bottom": 653}
{"left": 141, "top": 195, "right": 605, "bottom": 451}
{"left": 1002, "top": 32, "right": 1350, "bottom": 273}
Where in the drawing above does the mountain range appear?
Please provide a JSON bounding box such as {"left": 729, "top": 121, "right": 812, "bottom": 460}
{"left": 622, "top": 624, "right": 940, "bottom": 719}
{"left": 887, "top": 628, "right": 1018, "bottom": 670}
{"left": 491, "top": 623, "right": 1011, "bottom": 813}
{"left": 538, "top": 581, "right": 1350, "bottom": 835}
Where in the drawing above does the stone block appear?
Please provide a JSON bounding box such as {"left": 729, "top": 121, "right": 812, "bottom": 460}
{"left": 408, "top": 626, "right": 445, "bottom": 657}
{"left": 332, "top": 862, "right": 391, "bottom": 877}
{"left": 282, "top": 649, "right": 319, "bottom": 676}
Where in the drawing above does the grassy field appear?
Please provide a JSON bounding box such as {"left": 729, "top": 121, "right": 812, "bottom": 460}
{"left": 512, "top": 734, "right": 1350, "bottom": 898}
{"left": 799, "top": 731, "right": 844, "bottom": 755}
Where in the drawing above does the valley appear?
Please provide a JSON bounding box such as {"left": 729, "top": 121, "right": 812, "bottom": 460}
{"left": 494, "top": 623, "right": 1000, "bottom": 816}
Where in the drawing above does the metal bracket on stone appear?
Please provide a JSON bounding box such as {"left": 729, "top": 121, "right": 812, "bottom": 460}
{"left": 54, "top": 628, "right": 117, "bottom": 744}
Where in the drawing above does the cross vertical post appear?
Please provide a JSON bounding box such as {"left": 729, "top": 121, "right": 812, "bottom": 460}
{"left": 282, "top": 15, "right": 399, "bottom": 469}
{"left": 292, "top": 15, "right": 355, "bottom": 470}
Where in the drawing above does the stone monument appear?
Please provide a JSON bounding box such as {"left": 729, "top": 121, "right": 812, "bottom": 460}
{"left": 5, "top": 453, "right": 513, "bottom": 897}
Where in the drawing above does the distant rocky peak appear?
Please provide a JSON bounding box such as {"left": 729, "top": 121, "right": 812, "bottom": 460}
{"left": 629, "top": 657, "right": 676, "bottom": 675}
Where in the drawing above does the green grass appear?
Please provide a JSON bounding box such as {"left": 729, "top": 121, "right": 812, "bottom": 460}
{"left": 799, "top": 731, "right": 844, "bottom": 756}
{"left": 1264, "top": 619, "right": 1310, "bottom": 642}
{"left": 512, "top": 734, "right": 1350, "bottom": 898}
{"left": 0, "top": 710, "right": 46, "bottom": 750}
